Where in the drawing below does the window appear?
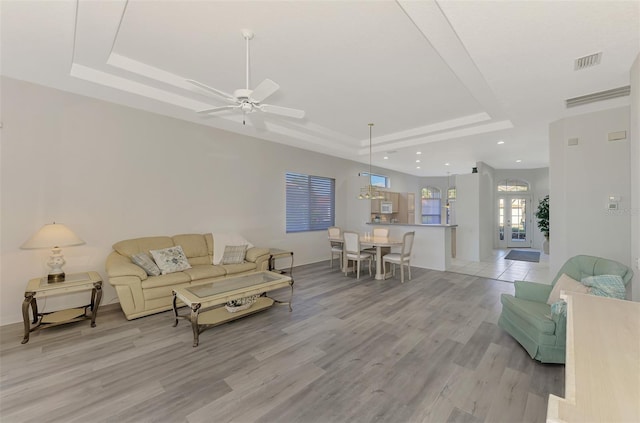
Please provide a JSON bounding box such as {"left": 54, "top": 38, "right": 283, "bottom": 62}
{"left": 286, "top": 172, "right": 335, "bottom": 233}
{"left": 360, "top": 172, "right": 389, "bottom": 188}
{"left": 497, "top": 179, "right": 529, "bottom": 192}
{"left": 421, "top": 186, "right": 441, "bottom": 224}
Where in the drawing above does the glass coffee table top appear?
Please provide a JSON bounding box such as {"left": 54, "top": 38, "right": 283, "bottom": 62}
{"left": 185, "top": 271, "right": 290, "bottom": 299}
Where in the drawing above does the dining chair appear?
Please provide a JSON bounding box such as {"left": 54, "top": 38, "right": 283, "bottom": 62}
{"left": 382, "top": 231, "right": 415, "bottom": 283}
{"left": 342, "top": 231, "right": 372, "bottom": 280}
{"left": 327, "top": 226, "right": 343, "bottom": 269}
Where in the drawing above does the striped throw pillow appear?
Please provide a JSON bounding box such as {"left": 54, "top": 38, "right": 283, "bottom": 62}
{"left": 222, "top": 244, "right": 247, "bottom": 265}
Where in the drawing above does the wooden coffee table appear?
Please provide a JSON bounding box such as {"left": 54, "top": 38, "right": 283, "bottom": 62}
{"left": 172, "top": 271, "right": 293, "bottom": 347}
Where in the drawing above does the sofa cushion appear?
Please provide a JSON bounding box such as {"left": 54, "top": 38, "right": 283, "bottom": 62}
{"left": 141, "top": 271, "right": 191, "bottom": 289}
{"left": 113, "top": 236, "right": 174, "bottom": 258}
{"left": 173, "top": 234, "right": 210, "bottom": 265}
{"left": 547, "top": 273, "right": 589, "bottom": 305}
{"left": 150, "top": 246, "right": 192, "bottom": 275}
{"left": 222, "top": 245, "right": 248, "bottom": 264}
{"left": 183, "top": 265, "right": 227, "bottom": 281}
{"left": 221, "top": 262, "right": 257, "bottom": 275}
{"left": 501, "top": 294, "right": 556, "bottom": 334}
{"left": 131, "top": 253, "right": 161, "bottom": 277}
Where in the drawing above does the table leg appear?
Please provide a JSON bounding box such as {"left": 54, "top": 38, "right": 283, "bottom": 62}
{"left": 288, "top": 281, "right": 294, "bottom": 312}
{"left": 289, "top": 252, "right": 294, "bottom": 276}
{"left": 31, "top": 297, "right": 38, "bottom": 324}
{"left": 375, "top": 246, "right": 384, "bottom": 280}
{"left": 90, "top": 282, "right": 102, "bottom": 327}
{"left": 190, "top": 303, "right": 201, "bottom": 347}
{"left": 21, "top": 292, "right": 35, "bottom": 344}
{"left": 172, "top": 292, "right": 179, "bottom": 327}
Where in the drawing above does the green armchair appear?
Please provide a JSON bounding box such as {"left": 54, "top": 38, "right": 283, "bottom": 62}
{"left": 498, "top": 255, "right": 633, "bottom": 363}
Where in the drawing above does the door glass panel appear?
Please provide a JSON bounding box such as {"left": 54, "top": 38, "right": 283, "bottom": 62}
{"left": 510, "top": 198, "right": 527, "bottom": 243}
{"left": 498, "top": 199, "right": 505, "bottom": 241}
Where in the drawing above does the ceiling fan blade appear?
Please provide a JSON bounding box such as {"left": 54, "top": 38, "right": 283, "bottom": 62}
{"left": 186, "top": 79, "right": 236, "bottom": 103}
{"left": 196, "top": 105, "right": 238, "bottom": 114}
{"left": 260, "top": 103, "right": 305, "bottom": 119}
{"left": 250, "top": 79, "right": 280, "bottom": 103}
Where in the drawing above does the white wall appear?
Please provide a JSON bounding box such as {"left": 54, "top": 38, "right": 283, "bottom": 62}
{"left": 477, "top": 162, "right": 495, "bottom": 261}
{"left": 549, "top": 106, "right": 632, "bottom": 283}
{"left": 630, "top": 54, "right": 640, "bottom": 300}
{"left": 454, "top": 173, "right": 480, "bottom": 261}
{"left": 0, "top": 77, "right": 422, "bottom": 324}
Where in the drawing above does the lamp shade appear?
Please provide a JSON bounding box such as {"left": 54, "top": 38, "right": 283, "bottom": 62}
{"left": 21, "top": 223, "right": 85, "bottom": 249}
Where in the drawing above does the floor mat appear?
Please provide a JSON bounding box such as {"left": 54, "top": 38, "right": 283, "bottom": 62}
{"left": 505, "top": 250, "right": 540, "bottom": 263}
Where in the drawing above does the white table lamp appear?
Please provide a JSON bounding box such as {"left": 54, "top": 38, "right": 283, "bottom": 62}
{"left": 21, "top": 222, "right": 85, "bottom": 283}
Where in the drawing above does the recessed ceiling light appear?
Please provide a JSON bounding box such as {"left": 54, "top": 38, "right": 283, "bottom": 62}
{"left": 516, "top": 159, "right": 522, "bottom": 163}
{"left": 416, "top": 151, "right": 422, "bottom": 155}
{"left": 416, "top": 159, "right": 421, "bottom": 163}
{"left": 444, "top": 162, "right": 450, "bottom": 166}
{"left": 416, "top": 166, "right": 421, "bottom": 169}
{"left": 497, "top": 141, "right": 505, "bottom": 145}
{"left": 383, "top": 156, "right": 388, "bottom": 160}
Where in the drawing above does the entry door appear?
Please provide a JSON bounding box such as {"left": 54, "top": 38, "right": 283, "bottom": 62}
{"left": 498, "top": 196, "right": 531, "bottom": 248}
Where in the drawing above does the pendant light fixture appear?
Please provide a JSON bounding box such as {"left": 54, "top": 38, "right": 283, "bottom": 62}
{"left": 358, "top": 123, "right": 385, "bottom": 200}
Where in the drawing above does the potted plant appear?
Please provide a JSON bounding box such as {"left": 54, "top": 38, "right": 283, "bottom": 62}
{"left": 535, "top": 195, "right": 549, "bottom": 254}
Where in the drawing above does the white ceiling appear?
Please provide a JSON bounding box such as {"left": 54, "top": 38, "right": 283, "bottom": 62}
{"left": 2, "top": 0, "right": 639, "bottom": 176}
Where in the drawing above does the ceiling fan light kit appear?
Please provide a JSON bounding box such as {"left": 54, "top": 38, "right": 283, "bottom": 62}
{"left": 187, "top": 29, "right": 305, "bottom": 124}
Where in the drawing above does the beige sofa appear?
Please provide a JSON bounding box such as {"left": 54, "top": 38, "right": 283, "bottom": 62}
{"left": 106, "top": 233, "right": 270, "bottom": 320}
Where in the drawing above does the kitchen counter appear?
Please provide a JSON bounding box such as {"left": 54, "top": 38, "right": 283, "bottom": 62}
{"left": 365, "top": 222, "right": 456, "bottom": 271}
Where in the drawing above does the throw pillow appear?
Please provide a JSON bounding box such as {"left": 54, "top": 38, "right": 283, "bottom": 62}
{"left": 131, "top": 252, "right": 161, "bottom": 277}
{"left": 547, "top": 273, "right": 590, "bottom": 305}
{"left": 212, "top": 233, "right": 254, "bottom": 265}
{"left": 221, "top": 244, "right": 248, "bottom": 265}
{"left": 581, "top": 274, "right": 626, "bottom": 299}
{"left": 150, "top": 245, "right": 192, "bottom": 275}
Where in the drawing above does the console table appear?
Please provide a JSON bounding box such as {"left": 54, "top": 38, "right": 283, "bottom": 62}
{"left": 546, "top": 292, "right": 639, "bottom": 422}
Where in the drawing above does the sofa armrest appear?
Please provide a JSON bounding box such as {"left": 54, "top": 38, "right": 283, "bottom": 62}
{"left": 551, "top": 309, "right": 567, "bottom": 347}
{"left": 514, "top": 280, "right": 553, "bottom": 302}
{"left": 246, "top": 247, "right": 270, "bottom": 263}
{"left": 106, "top": 251, "right": 147, "bottom": 280}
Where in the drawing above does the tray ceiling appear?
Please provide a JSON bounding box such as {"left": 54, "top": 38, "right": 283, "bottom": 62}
{"left": 2, "top": 0, "right": 638, "bottom": 176}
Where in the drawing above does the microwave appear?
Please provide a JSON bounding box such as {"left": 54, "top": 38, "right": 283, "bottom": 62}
{"left": 380, "top": 201, "right": 393, "bottom": 214}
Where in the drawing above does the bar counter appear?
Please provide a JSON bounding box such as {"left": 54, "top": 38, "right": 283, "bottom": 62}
{"left": 366, "top": 223, "right": 457, "bottom": 271}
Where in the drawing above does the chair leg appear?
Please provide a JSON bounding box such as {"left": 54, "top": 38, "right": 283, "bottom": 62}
{"left": 344, "top": 259, "right": 349, "bottom": 276}
{"left": 330, "top": 253, "right": 333, "bottom": 268}
{"left": 407, "top": 262, "right": 411, "bottom": 281}
{"left": 356, "top": 260, "right": 361, "bottom": 280}
{"left": 368, "top": 258, "right": 372, "bottom": 276}
{"left": 400, "top": 263, "right": 404, "bottom": 283}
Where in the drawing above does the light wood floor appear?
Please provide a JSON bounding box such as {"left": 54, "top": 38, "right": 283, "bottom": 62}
{"left": 0, "top": 262, "right": 564, "bottom": 423}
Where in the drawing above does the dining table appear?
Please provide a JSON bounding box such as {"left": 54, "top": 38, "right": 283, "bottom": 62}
{"left": 329, "top": 234, "right": 403, "bottom": 280}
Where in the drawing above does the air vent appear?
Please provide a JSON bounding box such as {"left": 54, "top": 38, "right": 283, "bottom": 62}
{"left": 574, "top": 52, "right": 602, "bottom": 70}
{"left": 565, "top": 86, "right": 631, "bottom": 108}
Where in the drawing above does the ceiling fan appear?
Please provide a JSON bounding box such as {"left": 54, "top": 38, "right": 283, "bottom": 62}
{"left": 186, "top": 29, "right": 305, "bottom": 124}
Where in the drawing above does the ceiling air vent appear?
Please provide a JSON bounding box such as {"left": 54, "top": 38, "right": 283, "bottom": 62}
{"left": 574, "top": 52, "right": 602, "bottom": 70}
{"left": 565, "top": 86, "right": 631, "bottom": 108}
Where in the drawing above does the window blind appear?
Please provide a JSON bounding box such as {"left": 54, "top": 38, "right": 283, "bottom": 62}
{"left": 286, "top": 172, "right": 335, "bottom": 233}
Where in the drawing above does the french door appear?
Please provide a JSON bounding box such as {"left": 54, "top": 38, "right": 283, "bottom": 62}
{"left": 498, "top": 196, "right": 531, "bottom": 248}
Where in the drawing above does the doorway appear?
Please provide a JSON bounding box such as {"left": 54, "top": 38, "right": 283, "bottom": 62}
{"left": 498, "top": 196, "right": 532, "bottom": 248}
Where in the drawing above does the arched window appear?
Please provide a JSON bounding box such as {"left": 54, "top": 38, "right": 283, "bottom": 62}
{"left": 497, "top": 179, "right": 529, "bottom": 192}
{"left": 421, "top": 186, "right": 441, "bottom": 224}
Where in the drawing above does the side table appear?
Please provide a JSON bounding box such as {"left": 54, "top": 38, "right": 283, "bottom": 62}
{"left": 21, "top": 271, "right": 102, "bottom": 344}
{"left": 268, "top": 248, "right": 294, "bottom": 276}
